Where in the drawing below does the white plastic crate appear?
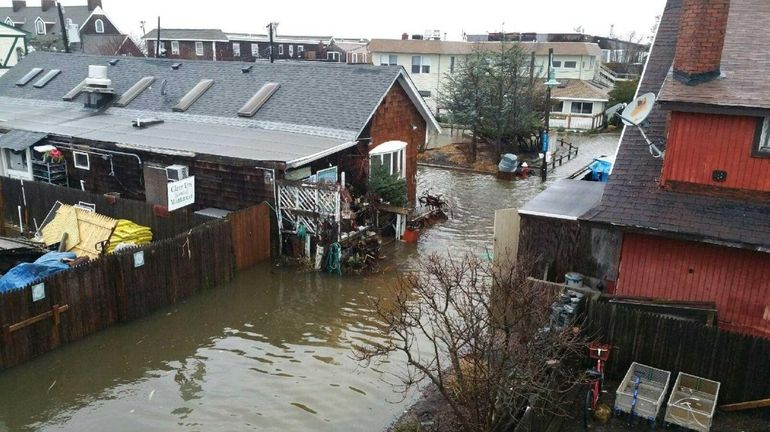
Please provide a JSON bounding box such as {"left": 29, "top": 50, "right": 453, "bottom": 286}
{"left": 664, "top": 372, "right": 720, "bottom": 432}
{"left": 615, "top": 362, "right": 671, "bottom": 421}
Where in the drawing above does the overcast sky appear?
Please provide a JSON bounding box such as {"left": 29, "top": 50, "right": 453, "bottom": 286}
{"left": 57, "top": 0, "right": 666, "bottom": 42}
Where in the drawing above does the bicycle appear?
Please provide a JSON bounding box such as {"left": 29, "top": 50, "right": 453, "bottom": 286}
{"left": 583, "top": 341, "right": 611, "bottom": 428}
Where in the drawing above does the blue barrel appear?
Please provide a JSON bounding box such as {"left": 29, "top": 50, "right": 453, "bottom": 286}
{"left": 498, "top": 154, "right": 519, "bottom": 173}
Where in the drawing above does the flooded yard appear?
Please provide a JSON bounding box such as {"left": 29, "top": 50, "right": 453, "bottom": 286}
{"left": 0, "top": 133, "right": 619, "bottom": 431}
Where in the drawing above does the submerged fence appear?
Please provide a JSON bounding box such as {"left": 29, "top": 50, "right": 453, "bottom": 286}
{"left": 584, "top": 300, "right": 770, "bottom": 404}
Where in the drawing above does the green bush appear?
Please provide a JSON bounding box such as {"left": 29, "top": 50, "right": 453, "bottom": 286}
{"left": 368, "top": 162, "right": 407, "bottom": 207}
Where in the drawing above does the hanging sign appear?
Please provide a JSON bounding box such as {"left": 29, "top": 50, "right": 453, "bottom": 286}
{"left": 167, "top": 176, "right": 196, "bottom": 211}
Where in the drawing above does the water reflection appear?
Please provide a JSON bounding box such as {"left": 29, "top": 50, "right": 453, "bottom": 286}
{"left": 0, "top": 133, "right": 618, "bottom": 432}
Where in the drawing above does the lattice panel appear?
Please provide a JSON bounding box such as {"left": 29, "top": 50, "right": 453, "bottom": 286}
{"left": 277, "top": 182, "right": 340, "bottom": 235}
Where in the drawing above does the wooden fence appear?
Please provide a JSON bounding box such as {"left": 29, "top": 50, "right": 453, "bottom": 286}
{"left": 1, "top": 178, "right": 200, "bottom": 240}
{"left": 230, "top": 203, "right": 272, "bottom": 270}
{"left": 0, "top": 220, "right": 234, "bottom": 370}
{"left": 584, "top": 300, "right": 770, "bottom": 404}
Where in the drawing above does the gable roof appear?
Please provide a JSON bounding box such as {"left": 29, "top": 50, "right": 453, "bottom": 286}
{"left": 582, "top": 0, "right": 770, "bottom": 251}
{"left": 0, "top": 4, "right": 91, "bottom": 37}
{"left": 0, "top": 19, "right": 28, "bottom": 35}
{"left": 658, "top": 0, "right": 770, "bottom": 110}
{"left": 552, "top": 79, "right": 609, "bottom": 102}
{"left": 0, "top": 52, "right": 440, "bottom": 166}
{"left": 144, "top": 28, "right": 228, "bottom": 42}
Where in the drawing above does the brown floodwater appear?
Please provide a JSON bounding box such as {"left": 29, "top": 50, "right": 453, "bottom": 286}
{"left": 0, "top": 134, "right": 618, "bottom": 432}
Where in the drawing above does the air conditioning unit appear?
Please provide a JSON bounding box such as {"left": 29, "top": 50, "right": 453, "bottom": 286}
{"left": 165, "top": 164, "right": 189, "bottom": 181}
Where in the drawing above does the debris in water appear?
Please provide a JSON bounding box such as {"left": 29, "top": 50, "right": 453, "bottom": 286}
{"left": 47, "top": 380, "right": 57, "bottom": 392}
{"left": 148, "top": 389, "right": 156, "bottom": 401}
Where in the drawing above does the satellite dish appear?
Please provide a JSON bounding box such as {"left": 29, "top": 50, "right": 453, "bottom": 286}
{"left": 604, "top": 102, "right": 626, "bottom": 119}
{"left": 619, "top": 92, "right": 655, "bottom": 126}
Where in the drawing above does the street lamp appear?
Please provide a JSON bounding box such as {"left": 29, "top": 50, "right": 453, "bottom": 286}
{"left": 541, "top": 48, "right": 560, "bottom": 182}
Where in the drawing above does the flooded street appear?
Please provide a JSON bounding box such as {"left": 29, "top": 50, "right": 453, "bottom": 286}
{"left": 0, "top": 134, "right": 618, "bottom": 431}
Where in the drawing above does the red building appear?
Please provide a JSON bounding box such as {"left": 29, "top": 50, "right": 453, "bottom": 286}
{"left": 582, "top": 0, "right": 770, "bottom": 337}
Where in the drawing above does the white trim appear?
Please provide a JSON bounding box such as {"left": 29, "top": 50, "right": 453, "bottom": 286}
{"left": 94, "top": 18, "right": 104, "bottom": 34}
{"left": 73, "top": 151, "right": 90, "bottom": 170}
{"left": 195, "top": 41, "right": 204, "bottom": 56}
{"left": 232, "top": 42, "right": 241, "bottom": 57}
{"left": 285, "top": 140, "right": 357, "bottom": 169}
{"left": 171, "top": 40, "right": 180, "bottom": 55}
{"left": 553, "top": 97, "right": 608, "bottom": 103}
{"left": 369, "top": 140, "right": 406, "bottom": 155}
{"left": 34, "top": 17, "right": 46, "bottom": 35}
{"left": 518, "top": 209, "right": 578, "bottom": 221}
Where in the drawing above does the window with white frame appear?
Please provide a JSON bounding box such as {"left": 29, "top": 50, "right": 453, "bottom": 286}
{"left": 369, "top": 140, "right": 407, "bottom": 179}
{"left": 411, "top": 56, "right": 430, "bottom": 74}
{"left": 3, "top": 148, "right": 28, "bottom": 173}
{"left": 288, "top": 45, "right": 294, "bottom": 57}
{"left": 379, "top": 54, "right": 397, "bottom": 66}
{"left": 73, "top": 151, "right": 90, "bottom": 170}
{"left": 94, "top": 18, "right": 104, "bottom": 34}
{"left": 327, "top": 51, "right": 340, "bottom": 61}
{"left": 251, "top": 43, "right": 259, "bottom": 57}
{"left": 195, "top": 41, "right": 204, "bottom": 56}
{"left": 552, "top": 60, "right": 562, "bottom": 68}
{"left": 564, "top": 60, "right": 577, "bottom": 68}
{"left": 352, "top": 53, "right": 358, "bottom": 63}
{"left": 171, "top": 40, "right": 180, "bottom": 55}
{"left": 755, "top": 118, "right": 770, "bottom": 154}
{"left": 35, "top": 18, "right": 45, "bottom": 35}
{"left": 553, "top": 101, "right": 564, "bottom": 112}
{"left": 570, "top": 102, "right": 593, "bottom": 114}
{"left": 278, "top": 44, "right": 284, "bottom": 55}
{"left": 232, "top": 42, "right": 241, "bottom": 57}
{"left": 298, "top": 45, "right": 304, "bottom": 53}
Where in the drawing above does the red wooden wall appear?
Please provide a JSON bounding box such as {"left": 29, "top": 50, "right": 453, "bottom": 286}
{"left": 617, "top": 233, "right": 770, "bottom": 337}
{"left": 662, "top": 111, "right": 770, "bottom": 192}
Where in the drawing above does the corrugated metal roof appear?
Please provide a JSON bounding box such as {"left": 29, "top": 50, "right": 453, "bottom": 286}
{"left": 0, "top": 129, "right": 47, "bottom": 150}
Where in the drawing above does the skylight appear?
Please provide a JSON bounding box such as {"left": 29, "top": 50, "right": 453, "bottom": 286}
{"left": 16, "top": 68, "right": 43, "bottom": 86}
{"left": 237, "top": 82, "right": 281, "bottom": 118}
{"left": 62, "top": 79, "right": 88, "bottom": 101}
{"left": 33, "top": 69, "right": 61, "bottom": 88}
{"left": 114, "top": 76, "right": 155, "bottom": 107}
{"left": 172, "top": 79, "right": 214, "bottom": 112}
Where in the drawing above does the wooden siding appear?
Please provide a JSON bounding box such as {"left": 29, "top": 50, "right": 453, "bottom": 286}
{"left": 230, "top": 203, "right": 272, "bottom": 268}
{"left": 369, "top": 82, "right": 426, "bottom": 204}
{"left": 662, "top": 111, "right": 770, "bottom": 192}
{"left": 617, "top": 233, "right": 770, "bottom": 337}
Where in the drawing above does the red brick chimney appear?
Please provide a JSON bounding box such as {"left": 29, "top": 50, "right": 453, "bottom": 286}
{"left": 12, "top": 0, "right": 25, "bottom": 12}
{"left": 41, "top": 0, "right": 55, "bottom": 12}
{"left": 87, "top": 0, "right": 103, "bottom": 11}
{"left": 673, "top": 0, "right": 731, "bottom": 85}
{"left": 401, "top": 32, "right": 408, "bottom": 40}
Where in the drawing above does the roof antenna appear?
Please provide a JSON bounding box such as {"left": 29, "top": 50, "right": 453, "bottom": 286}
{"left": 160, "top": 79, "right": 168, "bottom": 96}
{"left": 605, "top": 92, "right": 664, "bottom": 158}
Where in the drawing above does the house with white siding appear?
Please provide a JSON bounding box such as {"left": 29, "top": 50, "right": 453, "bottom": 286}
{"left": 0, "top": 20, "right": 27, "bottom": 77}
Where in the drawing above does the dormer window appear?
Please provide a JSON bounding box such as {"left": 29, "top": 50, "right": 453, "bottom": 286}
{"left": 94, "top": 18, "right": 104, "bottom": 34}
{"left": 35, "top": 17, "right": 45, "bottom": 35}
{"left": 754, "top": 118, "right": 770, "bottom": 155}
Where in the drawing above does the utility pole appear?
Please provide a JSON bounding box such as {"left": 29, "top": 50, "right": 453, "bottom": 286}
{"left": 156, "top": 16, "right": 161, "bottom": 58}
{"left": 541, "top": 48, "right": 555, "bottom": 182}
{"left": 57, "top": 2, "right": 70, "bottom": 53}
{"left": 267, "top": 22, "right": 276, "bottom": 63}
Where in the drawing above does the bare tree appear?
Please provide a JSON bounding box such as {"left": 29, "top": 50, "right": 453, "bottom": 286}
{"left": 354, "top": 253, "right": 585, "bottom": 432}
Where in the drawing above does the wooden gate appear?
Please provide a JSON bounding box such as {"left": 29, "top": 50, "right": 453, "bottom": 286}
{"left": 229, "top": 203, "right": 272, "bottom": 269}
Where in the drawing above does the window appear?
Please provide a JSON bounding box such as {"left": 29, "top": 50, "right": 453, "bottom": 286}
{"left": 553, "top": 101, "right": 564, "bottom": 112}
{"left": 755, "top": 118, "right": 770, "bottom": 154}
{"left": 195, "top": 41, "right": 204, "bottom": 56}
{"left": 94, "top": 18, "right": 104, "bottom": 34}
{"left": 4, "top": 148, "right": 28, "bottom": 173}
{"left": 232, "top": 43, "right": 240, "bottom": 57}
{"left": 369, "top": 141, "right": 407, "bottom": 179}
{"left": 411, "top": 56, "right": 430, "bottom": 74}
{"left": 298, "top": 45, "right": 304, "bottom": 53}
{"left": 570, "top": 102, "right": 593, "bottom": 114}
{"left": 288, "top": 45, "right": 294, "bottom": 57}
{"left": 352, "top": 53, "right": 358, "bottom": 63}
{"left": 379, "top": 54, "right": 397, "bottom": 66}
{"left": 171, "top": 41, "right": 180, "bottom": 55}
{"left": 35, "top": 17, "right": 46, "bottom": 35}
{"left": 450, "top": 56, "right": 455, "bottom": 73}
{"left": 73, "top": 152, "right": 90, "bottom": 170}
{"left": 564, "top": 61, "right": 577, "bottom": 68}
{"left": 251, "top": 43, "right": 259, "bottom": 57}
{"left": 327, "top": 51, "right": 340, "bottom": 61}
{"left": 278, "top": 44, "right": 284, "bottom": 55}
{"left": 552, "top": 60, "right": 562, "bottom": 68}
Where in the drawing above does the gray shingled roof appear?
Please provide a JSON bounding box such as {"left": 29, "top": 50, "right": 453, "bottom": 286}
{"left": 0, "top": 4, "right": 92, "bottom": 38}
{"left": 144, "top": 28, "right": 228, "bottom": 41}
{"left": 582, "top": 0, "right": 770, "bottom": 251}
{"left": 0, "top": 51, "right": 407, "bottom": 135}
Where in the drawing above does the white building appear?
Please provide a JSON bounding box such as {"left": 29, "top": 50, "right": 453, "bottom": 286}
{"left": 367, "top": 38, "right": 605, "bottom": 129}
{"left": 0, "top": 21, "right": 27, "bottom": 78}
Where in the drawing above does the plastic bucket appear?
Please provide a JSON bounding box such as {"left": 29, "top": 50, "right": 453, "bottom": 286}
{"left": 565, "top": 272, "right": 584, "bottom": 288}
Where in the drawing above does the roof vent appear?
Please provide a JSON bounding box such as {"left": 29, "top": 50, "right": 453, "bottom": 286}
{"left": 238, "top": 82, "right": 280, "bottom": 117}
{"left": 108, "top": 58, "right": 119, "bottom": 66}
{"left": 16, "top": 68, "right": 43, "bottom": 87}
{"left": 241, "top": 65, "right": 253, "bottom": 73}
{"left": 171, "top": 63, "right": 182, "bottom": 70}
{"left": 173, "top": 79, "right": 214, "bottom": 112}
{"left": 132, "top": 117, "right": 165, "bottom": 128}
{"left": 33, "top": 69, "right": 61, "bottom": 88}
{"left": 114, "top": 76, "right": 155, "bottom": 107}
{"left": 83, "top": 65, "right": 115, "bottom": 109}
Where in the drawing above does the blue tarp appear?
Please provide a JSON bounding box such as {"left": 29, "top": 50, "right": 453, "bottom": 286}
{"left": 0, "top": 252, "right": 76, "bottom": 293}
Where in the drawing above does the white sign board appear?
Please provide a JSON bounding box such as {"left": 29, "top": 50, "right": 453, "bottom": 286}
{"left": 133, "top": 251, "right": 145, "bottom": 268}
{"left": 167, "top": 176, "right": 195, "bottom": 211}
{"left": 31, "top": 282, "right": 45, "bottom": 302}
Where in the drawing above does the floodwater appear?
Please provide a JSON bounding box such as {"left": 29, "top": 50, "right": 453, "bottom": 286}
{"left": 0, "top": 133, "right": 618, "bottom": 432}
